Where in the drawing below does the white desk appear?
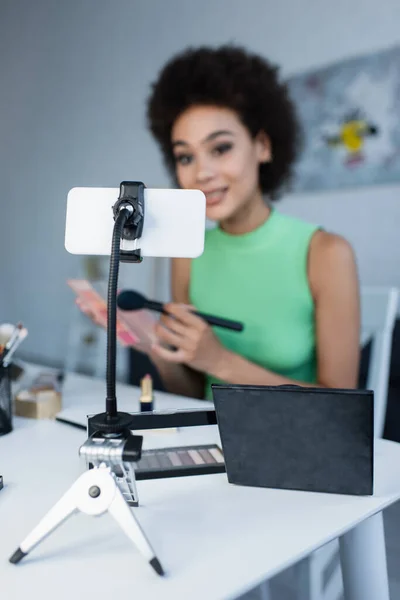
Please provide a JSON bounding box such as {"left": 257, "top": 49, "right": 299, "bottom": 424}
{"left": 1, "top": 372, "right": 400, "bottom": 600}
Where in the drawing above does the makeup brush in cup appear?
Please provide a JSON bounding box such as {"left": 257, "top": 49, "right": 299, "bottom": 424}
{"left": 0, "top": 322, "right": 24, "bottom": 365}
{"left": 2, "top": 327, "right": 28, "bottom": 367}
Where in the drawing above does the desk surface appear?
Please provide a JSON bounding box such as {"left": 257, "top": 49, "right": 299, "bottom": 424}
{"left": 2, "top": 371, "right": 400, "bottom": 600}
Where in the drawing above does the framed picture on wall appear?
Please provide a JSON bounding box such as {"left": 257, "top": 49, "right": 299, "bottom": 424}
{"left": 287, "top": 44, "right": 400, "bottom": 192}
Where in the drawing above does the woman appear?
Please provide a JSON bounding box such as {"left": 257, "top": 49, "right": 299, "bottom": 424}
{"left": 81, "top": 45, "right": 361, "bottom": 400}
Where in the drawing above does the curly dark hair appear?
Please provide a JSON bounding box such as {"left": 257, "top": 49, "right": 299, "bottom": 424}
{"left": 146, "top": 45, "right": 301, "bottom": 198}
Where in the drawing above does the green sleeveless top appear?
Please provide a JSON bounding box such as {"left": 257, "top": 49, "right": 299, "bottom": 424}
{"left": 189, "top": 209, "right": 320, "bottom": 400}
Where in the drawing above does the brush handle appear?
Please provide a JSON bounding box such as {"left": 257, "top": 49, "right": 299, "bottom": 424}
{"left": 195, "top": 312, "right": 243, "bottom": 332}
{"left": 144, "top": 300, "right": 243, "bottom": 332}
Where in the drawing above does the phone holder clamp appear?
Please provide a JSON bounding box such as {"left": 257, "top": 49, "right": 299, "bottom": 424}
{"left": 112, "top": 181, "right": 145, "bottom": 263}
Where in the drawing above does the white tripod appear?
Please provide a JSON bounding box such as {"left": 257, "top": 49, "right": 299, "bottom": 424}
{"left": 9, "top": 463, "right": 164, "bottom": 576}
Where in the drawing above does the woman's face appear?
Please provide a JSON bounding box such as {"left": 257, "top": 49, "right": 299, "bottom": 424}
{"left": 171, "top": 105, "right": 271, "bottom": 223}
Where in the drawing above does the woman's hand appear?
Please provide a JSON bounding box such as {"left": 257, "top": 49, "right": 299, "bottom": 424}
{"left": 75, "top": 298, "right": 106, "bottom": 329}
{"left": 152, "top": 303, "right": 226, "bottom": 374}
{"left": 75, "top": 297, "right": 153, "bottom": 355}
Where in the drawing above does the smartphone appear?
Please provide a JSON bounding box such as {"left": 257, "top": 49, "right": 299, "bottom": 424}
{"left": 65, "top": 186, "right": 206, "bottom": 258}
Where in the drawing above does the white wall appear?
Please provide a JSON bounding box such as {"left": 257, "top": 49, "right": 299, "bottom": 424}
{"left": 0, "top": 0, "right": 165, "bottom": 365}
{"left": 1, "top": 0, "right": 399, "bottom": 365}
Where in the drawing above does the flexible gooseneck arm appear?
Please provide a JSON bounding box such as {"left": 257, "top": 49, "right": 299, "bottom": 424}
{"left": 106, "top": 206, "right": 132, "bottom": 419}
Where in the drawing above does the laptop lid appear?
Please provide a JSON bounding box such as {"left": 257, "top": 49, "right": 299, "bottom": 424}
{"left": 212, "top": 384, "right": 374, "bottom": 496}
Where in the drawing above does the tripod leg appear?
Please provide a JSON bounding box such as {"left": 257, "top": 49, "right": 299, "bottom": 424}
{"left": 108, "top": 484, "right": 164, "bottom": 576}
{"left": 9, "top": 480, "right": 79, "bottom": 564}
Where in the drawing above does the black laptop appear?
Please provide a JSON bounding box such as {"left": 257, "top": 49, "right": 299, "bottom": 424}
{"left": 212, "top": 384, "right": 374, "bottom": 496}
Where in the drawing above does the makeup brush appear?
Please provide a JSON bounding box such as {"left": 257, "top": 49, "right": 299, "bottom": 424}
{"left": 0, "top": 322, "right": 23, "bottom": 364}
{"left": 117, "top": 290, "right": 243, "bottom": 332}
{"left": 2, "top": 327, "right": 28, "bottom": 367}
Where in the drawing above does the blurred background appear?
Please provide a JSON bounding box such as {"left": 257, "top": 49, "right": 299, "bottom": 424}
{"left": 0, "top": 0, "right": 399, "bottom": 384}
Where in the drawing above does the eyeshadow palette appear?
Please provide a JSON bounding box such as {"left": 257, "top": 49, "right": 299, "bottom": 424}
{"left": 133, "top": 444, "right": 226, "bottom": 480}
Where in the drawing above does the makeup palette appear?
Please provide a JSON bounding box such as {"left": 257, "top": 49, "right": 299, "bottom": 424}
{"left": 133, "top": 444, "right": 225, "bottom": 480}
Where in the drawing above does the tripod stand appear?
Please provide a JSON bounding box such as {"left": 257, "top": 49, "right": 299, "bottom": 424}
{"left": 9, "top": 182, "right": 164, "bottom": 576}
{"left": 9, "top": 461, "right": 163, "bottom": 575}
